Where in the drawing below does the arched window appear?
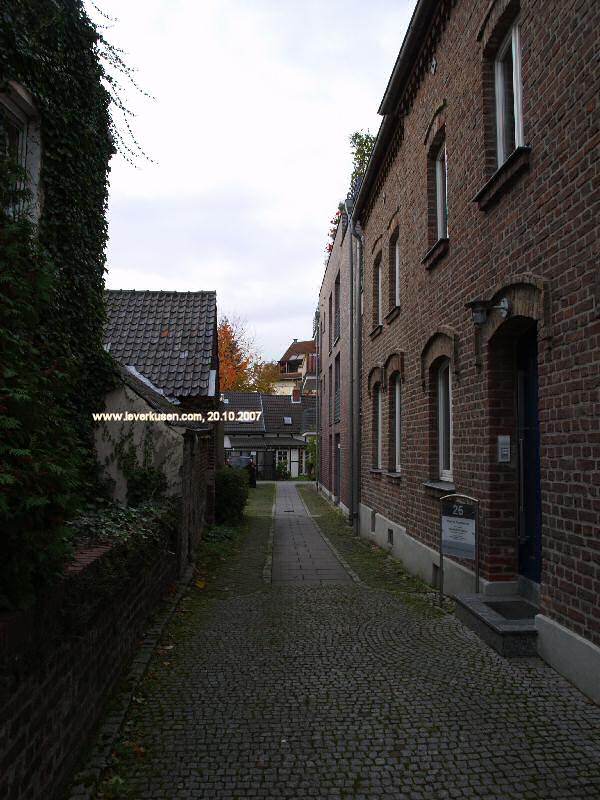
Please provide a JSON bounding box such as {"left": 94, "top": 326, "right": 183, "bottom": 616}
{"left": 373, "top": 384, "right": 383, "bottom": 469}
{"left": 391, "top": 374, "right": 401, "bottom": 473}
{"left": 437, "top": 358, "right": 453, "bottom": 481}
{"left": 435, "top": 138, "right": 448, "bottom": 240}
{"left": 373, "top": 253, "right": 383, "bottom": 327}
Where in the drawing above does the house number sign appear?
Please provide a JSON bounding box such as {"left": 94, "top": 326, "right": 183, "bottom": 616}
{"left": 438, "top": 494, "right": 480, "bottom": 604}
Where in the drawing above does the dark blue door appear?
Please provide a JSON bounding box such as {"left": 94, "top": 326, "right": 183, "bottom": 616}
{"left": 517, "top": 328, "right": 542, "bottom": 583}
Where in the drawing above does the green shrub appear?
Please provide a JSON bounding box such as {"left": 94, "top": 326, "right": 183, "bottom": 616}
{"left": 276, "top": 462, "right": 290, "bottom": 481}
{"left": 215, "top": 467, "right": 249, "bottom": 523}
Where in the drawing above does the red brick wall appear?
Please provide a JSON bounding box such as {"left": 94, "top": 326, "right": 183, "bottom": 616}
{"left": 358, "top": 0, "right": 599, "bottom": 644}
{"left": 318, "top": 216, "right": 353, "bottom": 512}
{"left": 0, "top": 546, "right": 177, "bottom": 800}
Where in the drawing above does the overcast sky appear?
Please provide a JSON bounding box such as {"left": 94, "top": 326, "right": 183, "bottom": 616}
{"left": 89, "top": 0, "right": 416, "bottom": 361}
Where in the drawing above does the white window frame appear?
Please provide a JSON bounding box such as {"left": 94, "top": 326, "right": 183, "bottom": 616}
{"left": 375, "top": 259, "right": 382, "bottom": 325}
{"left": 394, "top": 236, "right": 400, "bottom": 307}
{"left": 0, "top": 82, "right": 42, "bottom": 222}
{"left": 394, "top": 375, "right": 401, "bottom": 472}
{"left": 375, "top": 386, "right": 383, "bottom": 469}
{"left": 437, "top": 360, "right": 453, "bottom": 482}
{"left": 495, "top": 22, "right": 524, "bottom": 167}
{"left": 435, "top": 141, "right": 448, "bottom": 240}
{"left": 277, "top": 449, "right": 288, "bottom": 466}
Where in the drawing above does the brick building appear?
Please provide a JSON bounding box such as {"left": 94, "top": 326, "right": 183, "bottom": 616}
{"left": 350, "top": 0, "right": 599, "bottom": 700}
{"left": 317, "top": 213, "right": 354, "bottom": 515}
{"left": 274, "top": 339, "right": 317, "bottom": 396}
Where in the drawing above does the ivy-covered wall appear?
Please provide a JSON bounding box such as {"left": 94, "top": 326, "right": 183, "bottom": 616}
{"left": 0, "top": 1, "right": 115, "bottom": 608}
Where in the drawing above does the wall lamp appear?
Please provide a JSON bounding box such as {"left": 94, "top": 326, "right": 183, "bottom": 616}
{"left": 466, "top": 297, "right": 511, "bottom": 326}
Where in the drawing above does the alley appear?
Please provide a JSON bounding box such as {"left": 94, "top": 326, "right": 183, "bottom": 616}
{"left": 81, "top": 484, "right": 600, "bottom": 800}
{"left": 272, "top": 482, "right": 352, "bottom": 585}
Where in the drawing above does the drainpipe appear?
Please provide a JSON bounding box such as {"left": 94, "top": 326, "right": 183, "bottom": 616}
{"left": 345, "top": 196, "right": 362, "bottom": 535}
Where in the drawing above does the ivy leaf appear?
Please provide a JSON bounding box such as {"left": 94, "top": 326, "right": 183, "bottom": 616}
{"left": 24, "top": 496, "right": 50, "bottom": 510}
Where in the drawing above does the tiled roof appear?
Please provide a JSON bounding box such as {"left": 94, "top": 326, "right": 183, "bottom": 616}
{"left": 262, "top": 394, "right": 315, "bottom": 435}
{"left": 280, "top": 339, "right": 316, "bottom": 362}
{"left": 222, "top": 392, "right": 265, "bottom": 433}
{"left": 104, "top": 290, "right": 217, "bottom": 399}
{"left": 222, "top": 392, "right": 315, "bottom": 436}
{"left": 117, "top": 365, "right": 208, "bottom": 431}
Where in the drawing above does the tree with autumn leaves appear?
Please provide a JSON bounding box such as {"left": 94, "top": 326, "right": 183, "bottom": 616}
{"left": 218, "top": 316, "right": 280, "bottom": 393}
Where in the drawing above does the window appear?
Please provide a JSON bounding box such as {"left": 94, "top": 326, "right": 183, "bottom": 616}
{"left": 390, "top": 375, "right": 401, "bottom": 472}
{"left": 394, "top": 235, "right": 400, "bottom": 307}
{"left": 334, "top": 272, "right": 341, "bottom": 341}
{"left": 328, "top": 364, "right": 332, "bottom": 424}
{"left": 0, "top": 82, "right": 42, "bottom": 221}
{"left": 437, "top": 359, "right": 453, "bottom": 481}
{"left": 373, "top": 254, "right": 383, "bottom": 327}
{"left": 334, "top": 354, "right": 340, "bottom": 422}
{"left": 495, "top": 22, "right": 524, "bottom": 166}
{"left": 328, "top": 293, "right": 333, "bottom": 351}
{"left": 435, "top": 139, "right": 448, "bottom": 240}
{"left": 389, "top": 229, "right": 400, "bottom": 309}
{"left": 373, "top": 384, "right": 383, "bottom": 469}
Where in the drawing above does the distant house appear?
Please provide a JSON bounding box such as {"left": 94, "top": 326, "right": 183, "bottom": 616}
{"left": 223, "top": 391, "right": 316, "bottom": 479}
{"left": 274, "top": 339, "right": 317, "bottom": 396}
{"left": 98, "top": 290, "right": 220, "bottom": 561}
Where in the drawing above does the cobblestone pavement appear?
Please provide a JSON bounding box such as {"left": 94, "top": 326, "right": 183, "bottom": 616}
{"left": 272, "top": 482, "right": 352, "bottom": 585}
{"left": 89, "top": 484, "right": 600, "bottom": 800}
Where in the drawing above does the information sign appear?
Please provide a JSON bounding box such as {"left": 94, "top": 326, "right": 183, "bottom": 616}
{"left": 441, "top": 498, "right": 476, "bottom": 560}
{"left": 438, "top": 494, "right": 480, "bottom": 604}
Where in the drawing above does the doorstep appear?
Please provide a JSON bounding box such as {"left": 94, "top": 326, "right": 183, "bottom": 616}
{"left": 454, "top": 593, "right": 539, "bottom": 657}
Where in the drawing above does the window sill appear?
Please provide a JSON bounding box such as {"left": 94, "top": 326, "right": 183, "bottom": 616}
{"left": 385, "top": 305, "right": 401, "bottom": 323}
{"left": 369, "top": 324, "right": 383, "bottom": 340}
{"left": 422, "top": 237, "right": 449, "bottom": 271}
{"left": 473, "top": 145, "right": 532, "bottom": 211}
{"left": 386, "top": 471, "right": 402, "bottom": 480}
{"left": 423, "top": 479, "right": 456, "bottom": 493}
{"left": 370, "top": 468, "right": 384, "bottom": 476}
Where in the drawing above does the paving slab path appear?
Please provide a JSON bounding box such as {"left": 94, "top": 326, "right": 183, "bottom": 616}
{"left": 272, "top": 482, "right": 352, "bottom": 585}
{"left": 81, "top": 483, "right": 600, "bottom": 800}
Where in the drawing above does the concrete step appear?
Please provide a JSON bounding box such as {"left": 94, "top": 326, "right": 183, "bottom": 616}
{"left": 454, "top": 594, "right": 539, "bottom": 657}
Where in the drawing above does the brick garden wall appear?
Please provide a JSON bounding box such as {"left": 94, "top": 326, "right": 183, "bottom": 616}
{"left": 358, "top": 0, "right": 599, "bottom": 644}
{"left": 0, "top": 545, "right": 178, "bottom": 800}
